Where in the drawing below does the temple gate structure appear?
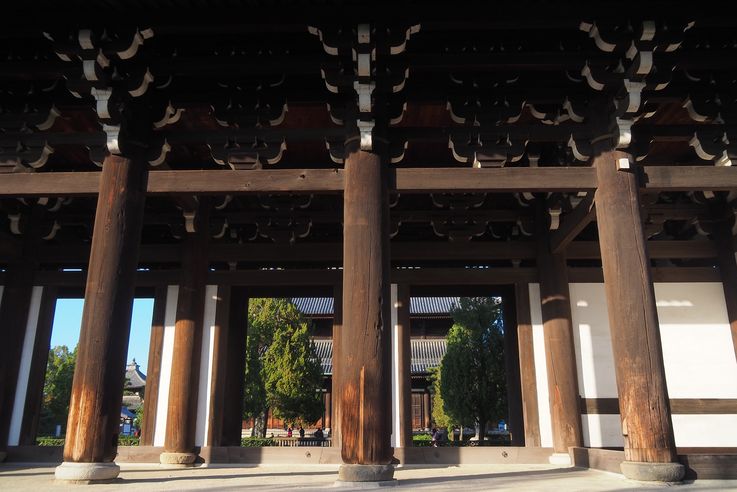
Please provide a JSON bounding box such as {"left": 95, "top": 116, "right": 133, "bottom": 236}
{"left": 1, "top": 0, "right": 737, "bottom": 484}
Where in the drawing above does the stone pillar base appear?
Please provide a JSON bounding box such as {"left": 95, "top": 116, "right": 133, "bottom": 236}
{"left": 337, "top": 464, "right": 395, "bottom": 483}
{"left": 548, "top": 452, "right": 572, "bottom": 466}
{"left": 54, "top": 462, "right": 120, "bottom": 483}
{"left": 160, "top": 452, "right": 197, "bottom": 466}
{"left": 620, "top": 461, "right": 685, "bottom": 482}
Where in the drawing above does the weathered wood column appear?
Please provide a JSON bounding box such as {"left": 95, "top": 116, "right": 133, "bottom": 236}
{"left": 536, "top": 204, "right": 583, "bottom": 464}
{"left": 140, "top": 286, "right": 168, "bottom": 446}
{"left": 391, "top": 284, "right": 412, "bottom": 448}
{"left": 422, "top": 392, "right": 431, "bottom": 429}
{"left": 331, "top": 284, "right": 342, "bottom": 448}
{"left": 220, "top": 287, "right": 248, "bottom": 446}
{"left": 594, "top": 150, "right": 683, "bottom": 482}
{"left": 55, "top": 156, "right": 148, "bottom": 482}
{"left": 502, "top": 288, "right": 525, "bottom": 446}
{"left": 339, "top": 146, "right": 393, "bottom": 482}
{"left": 160, "top": 204, "right": 210, "bottom": 465}
{"left": 515, "top": 283, "right": 541, "bottom": 447}
{"left": 0, "top": 208, "right": 41, "bottom": 461}
{"left": 709, "top": 211, "right": 737, "bottom": 363}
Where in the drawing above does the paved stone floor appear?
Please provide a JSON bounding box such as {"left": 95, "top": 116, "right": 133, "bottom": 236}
{"left": 1, "top": 464, "right": 737, "bottom": 491}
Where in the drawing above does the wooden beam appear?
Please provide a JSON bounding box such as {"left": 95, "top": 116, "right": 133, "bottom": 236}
{"left": 581, "top": 398, "right": 737, "bottom": 415}
{"left": 2, "top": 166, "right": 737, "bottom": 197}
{"left": 550, "top": 193, "right": 596, "bottom": 254}
{"left": 515, "top": 283, "right": 541, "bottom": 447}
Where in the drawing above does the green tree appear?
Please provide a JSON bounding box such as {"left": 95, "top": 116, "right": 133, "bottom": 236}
{"left": 243, "top": 298, "right": 323, "bottom": 437}
{"left": 39, "top": 345, "right": 76, "bottom": 436}
{"left": 439, "top": 297, "right": 507, "bottom": 445}
{"left": 429, "top": 366, "right": 457, "bottom": 439}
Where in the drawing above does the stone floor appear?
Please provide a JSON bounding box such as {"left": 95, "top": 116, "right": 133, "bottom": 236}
{"left": 1, "top": 463, "right": 737, "bottom": 491}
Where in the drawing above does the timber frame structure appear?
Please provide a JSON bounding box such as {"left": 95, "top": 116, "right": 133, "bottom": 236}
{"left": 2, "top": 0, "right": 737, "bottom": 484}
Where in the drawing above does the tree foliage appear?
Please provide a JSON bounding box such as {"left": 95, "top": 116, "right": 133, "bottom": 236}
{"left": 39, "top": 345, "right": 76, "bottom": 436}
{"left": 429, "top": 366, "right": 456, "bottom": 433}
{"left": 243, "top": 298, "right": 323, "bottom": 435}
{"left": 439, "top": 297, "right": 507, "bottom": 444}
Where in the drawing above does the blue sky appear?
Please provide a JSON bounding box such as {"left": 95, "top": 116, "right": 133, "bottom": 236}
{"left": 50, "top": 298, "right": 154, "bottom": 373}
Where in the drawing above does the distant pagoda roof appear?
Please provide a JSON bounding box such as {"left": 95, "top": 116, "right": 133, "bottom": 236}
{"left": 124, "top": 360, "right": 146, "bottom": 389}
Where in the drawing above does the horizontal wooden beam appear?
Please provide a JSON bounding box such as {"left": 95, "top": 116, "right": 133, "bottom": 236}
{"left": 2, "top": 166, "right": 737, "bottom": 197}
{"left": 581, "top": 398, "right": 737, "bottom": 415}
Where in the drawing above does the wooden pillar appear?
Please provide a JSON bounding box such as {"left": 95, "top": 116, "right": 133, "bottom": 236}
{"left": 502, "top": 287, "right": 525, "bottom": 446}
{"left": 19, "top": 286, "right": 58, "bottom": 445}
{"left": 140, "top": 286, "right": 168, "bottom": 446}
{"left": 595, "top": 150, "right": 682, "bottom": 481}
{"left": 206, "top": 285, "right": 232, "bottom": 447}
{"left": 537, "top": 203, "right": 583, "bottom": 461}
{"left": 711, "top": 215, "right": 737, "bottom": 363}
{"left": 0, "top": 209, "right": 41, "bottom": 459}
{"left": 161, "top": 204, "right": 209, "bottom": 465}
{"left": 422, "top": 392, "right": 431, "bottom": 429}
{"left": 339, "top": 147, "right": 392, "bottom": 480}
{"left": 392, "top": 284, "right": 412, "bottom": 448}
{"left": 55, "top": 156, "right": 148, "bottom": 482}
{"left": 515, "top": 283, "right": 541, "bottom": 447}
{"left": 324, "top": 391, "right": 332, "bottom": 430}
{"left": 220, "top": 287, "right": 248, "bottom": 446}
{"left": 331, "top": 284, "right": 342, "bottom": 448}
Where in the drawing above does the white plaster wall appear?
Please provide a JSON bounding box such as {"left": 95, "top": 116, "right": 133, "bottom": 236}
{"left": 671, "top": 415, "right": 737, "bottom": 447}
{"left": 581, "top": 414, "right": 624, "bottom": 448}
{"left": 195, "top": 285, "right": 218, "bottom": 447}
{"left": 153, "top": 285, "right": 178, "bottom": 447}
{"left": 7, "top": 286, "right": 43, "bottom": 446}
{"left": 528, "top": 283, "right": 553, "bottom": 448}
{"left": 390, "top": 284, "right": 400, "bottom": 448}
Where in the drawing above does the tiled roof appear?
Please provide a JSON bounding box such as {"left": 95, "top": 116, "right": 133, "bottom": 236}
{"left": 291, "top": 297, "right": 459, "bottom": 317}
{"left": 125, "top": 360, "right": 146, "bottom": 388}
{"left": 311, "top": 338, "right": 446, "bottom": 376}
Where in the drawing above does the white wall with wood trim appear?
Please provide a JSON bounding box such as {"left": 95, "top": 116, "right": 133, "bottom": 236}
{"left": 195, "top": 285, "right": 219, "bottom": 447}
{"left": 153, "top": 285, "right": 178, "bottom": 447}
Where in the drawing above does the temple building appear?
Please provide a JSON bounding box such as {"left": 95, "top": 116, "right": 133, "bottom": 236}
{"left": 1, "top": 0, "right": 737, "bottom": 485}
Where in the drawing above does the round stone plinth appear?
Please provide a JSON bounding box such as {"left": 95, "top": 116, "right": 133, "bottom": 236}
{"left": 54, "top": 461, "right": 120, "bottom": 483}
{"left": 337, "top": 464, "right": 395, "bottom": 483}
{"left": 620, "top": 461, "right": 685, "bottom": 482}
{"left": 548, "top": 452, "right": 572, "bottom": 466}
{"left": 160, "top": 452, "right": 197, "bottom": 466}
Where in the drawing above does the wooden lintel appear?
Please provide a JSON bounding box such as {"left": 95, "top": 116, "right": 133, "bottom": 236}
{"left": 2, "top": 166, "right": 737, "bottom": 197}
{"left": 581, "top": 397, "right": 737, "bottom": 415}
{"left": 550, "top": 192, "right": 596, "bottom": 254}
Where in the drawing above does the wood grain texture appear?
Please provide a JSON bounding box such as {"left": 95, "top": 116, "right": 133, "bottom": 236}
{"left": 595, "top": 150, "right": 678, "bottom": 464}
{"left": 340, "top": 149, "right": 391, "bottom": 465}
{"left": 206, "top": 285, "right": 231, "bottom": 447}
{"left": 63, "top": 156, "right": 148, "bottom": 463}
{"left": 515, "top": 283, "right": 541, "bottom": 447}
{"left": 537, "top": 219, "right": 583, "bottom": 454}
{"left": 581, "top": 398, "right": 737, "bottom": 415}
{"left": 140, "top": 285, "right": 167, "bottom": 446}
{"left": 164, "top": 206, "right": 209, "bottom": 455}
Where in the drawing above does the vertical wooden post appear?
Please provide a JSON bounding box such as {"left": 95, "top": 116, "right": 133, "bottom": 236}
{"left": 502, "top": 287, "right": 525, "bottom": 446}
{"left": 711, "top": 216, "right": 737, "bottom": 363}
{"left": 220, "top": 287, "right": 248, "bottom": 446}
{"left": 55, "top": 156, "right": 148, "bottom": 482}
{"left": 595, "top": 150, "right": 683, "bottom": 482}
{"left": 515, "top": 283, "right": 541, "bottom": 447}
{"left": 19, "top": 286, "right": 58, "bottom": 445}
{"left": 140, "top": 286, "right": 168, "bottom": 446}
{"left": 206, "top": 285, "right": 231, "bottom": 447}
{"left": 392, "top": 284, "right": 412, "bottom": 448}
{"left": 537, "top": 203, "right": 583, "bottom": 463}
{"left": 160, "top": 205, "right": 209, "bottom": 465}
{"left": 0, "top": 208, "right": 41, "bottom": 459}
{"left": 422, "top": 392, "right": 431, "bottom": 429}
{"left": 324, "top": 391, "right": 332, "bottom": 430}
{"left": 339, "top": 147, "right": 393, "bottom": 482}
{"left": 331, "top": 284, "right": 342, "bottom": 449}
